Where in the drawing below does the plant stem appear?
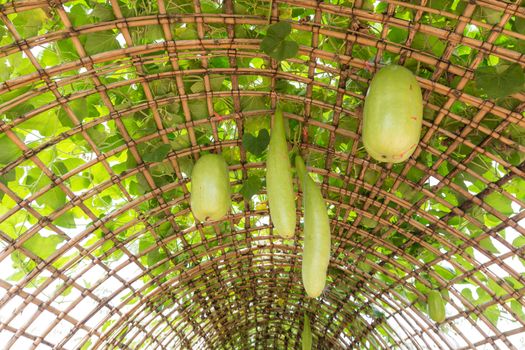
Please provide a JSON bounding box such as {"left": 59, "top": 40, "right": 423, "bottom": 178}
{"left": 267, "top": 0, "right": 274, "bottom": 24}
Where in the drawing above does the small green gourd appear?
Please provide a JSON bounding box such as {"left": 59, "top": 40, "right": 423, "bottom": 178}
{"left": 266, "top": 108, "right": 296, "bottom": 238}
{"left": 427, "top": 290, "right": 446, "bottom": 323}
{"left": 302, "top": 312, "right": 312, "bottom": 350}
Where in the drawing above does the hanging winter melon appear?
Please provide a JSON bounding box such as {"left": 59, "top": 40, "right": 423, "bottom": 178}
{"left": 427, "top": 290, "right": 446, "bottom": 323}
{"left": 295, "top": 155, "right": 331, "bottom": 298}
{"left": 190, "top": 154, "right": 231, "bottom": 221}
{"left": 362, "top": 64, "right": 423, "bottom": 163}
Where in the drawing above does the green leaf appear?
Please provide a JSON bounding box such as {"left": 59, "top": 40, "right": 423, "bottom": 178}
{"left": 515, "top": 15, "right": 525, "bottom": 34}
{"left": 143, "top": 144, "right": 171, "bottom": 163}
{"left": 357, "top": 261, "right": 373, "bottom": 274}
{"left": 95, "top": 240, "right": 114, "bottom": 258}
{"left": 7, "top": 270, "right": 26, "bottom": 282}
{"left": 505, "top": 276, "right": 524, "bottom": 289}
{"left": 242, "top": 129, "right": 269, "bottom": 156}
{"left": 144, "top": 25, "right": 164, "bottom": 42}
{"left": 484, "top": 192, "right": 514, "bottom": 215}
{"left": 388, "top": 27, "right": 408, "bottom": 44}
{"left": 0, "top": 58, "right": 11, "bottom": 81}
{"left": 56, "top": 38, "right": 80, "bottom": 61}
{"left": 475, "top": 63, "right": 525, "bottom": 99}
{"left": 267, "top": 22, "right": 292, "bottom": 40}
{"left": 93, "top": 4, "right": 116, "bottom": 21}
{"left": 173, "top": 26, "right": 198, "bottom": 40}
{"left": 190, "top": 75, "right": 225, "bottom": 93}
{"left": 0, "top": 134, "right": 22, "bottom": 165}
{"left": 479, "top": 237, "right": 500, "bottom": 254}
{"left": 80, "top": 339, "right": 92, "bottom": 350}
{"left": 178, "top": 156, "right": 194, "bottom": 177}
{"left": 12, "top": 9, "right": 47, "bottom": 37}
{"left": 433, "top": 265, "right": 456, "bottom": 280}
{"left": 269, "top": 40, "right": 299, "bottom": 61}
{"left": 86, "top": 125, "right": 108, "bottom": 147}
{"left": 239, "top": 175, "right": 263, "bottom": 200}
{"left": 483, "top": 304, "right": 500, "bottom": 326}
{"left": 188, "top": 99, "right": 209, "bottom": 119}
{"left": 511, "top": 299, "right": 525, "bottom": 321}
{"left": 135, "top": 173, "right": 151, "bottom": 194}
{"left": 54, "top": 212, "right": 76, "bottom": 229}
{"left": 22, "top": 233, "right": 65, "bottom": 260}
{"left": 36, "top": 187, "right": 67, "bottom": 210}
{"left": 51, "top": 161, "right": 69, "bottom": 176}
{"left": 487, "top": 279, "right": 507, "bottom": 297}
{"left": 461, "top": 288, "right": 475, "bottom": 305}
{"left": 58, "top": 98, "right": 92, "bottom": 127}
{"left": 363, "top": 169, "right": 380, "bottom": 185}
{"left": 21, "top": 110, "right": 62, "bottom": 137}
{"left": 241, "top": 96, "right": 268, "bottom": 112}
{"left": 260, "top": 36, "right": 298, "bottom": 61}
{"left": 190, "top": 79, "right": 205, "bottom": 94}
{"left": 59, "top": 284, "right": 74, "bottom": 297}
{"left": 412, "top": 32, "right": 445, "bottom": 56}
{"left": 69, "top": 4, "right": 91, "bottom": 27}
{"left": 0, "top": 24, "right": 6, "bottom": 41}
{"left": 0, "top": 168, "right": 17, "bottom": 186}
{"left": 477, "top": 7, "right": 502, "bottom": 25}
{"left": 512, "top": 236, "right": 525, "bottom": 248}
{"left": 102, "top": 320, "right": 115, "bottom": 332}
{"left": 260, "top": 35, "right": 279, "bottom": 52}
{"left": 375, "top": 1, "right": 389, "bottom": 13}
{"left": 360, "top": 216, "right": 378, "bottom": 229}
{"left": 147, "top": 247, "right": 166, "bottom": 267}
{"left": 139, "top": 235, "right": 154, "bottom": 252}
{"left": 83, "top": 31, "right": 121, "bottom": 55}
{"left": 201, "top": 0, "right": 221, "bottom": 13}
{"left": 260, "top": 22, "right": 299, "bottom": 61}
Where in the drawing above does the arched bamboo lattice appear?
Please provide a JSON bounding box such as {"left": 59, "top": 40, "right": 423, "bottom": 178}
{"left": 0, "top": 0, "right": 524, "bottom": 349}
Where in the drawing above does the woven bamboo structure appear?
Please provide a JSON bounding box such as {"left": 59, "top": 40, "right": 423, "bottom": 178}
{"left": 0, "top": 0, "right": 524, "bottom": 349}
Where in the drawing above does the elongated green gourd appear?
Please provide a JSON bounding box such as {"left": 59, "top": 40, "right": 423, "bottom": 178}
{"left": 362, "top": 64, "right": 423, "bottom": 163}
{"left": 302, "top": 312, "right": 312, "bottom": 350}
{"left": 190, "top": 154, "right": 231, "bottom": 221}
{"left": 295, "top": 155, "right": 331, "bottom": 298}
{"left": 266, "top": 108, "right": 296, "bottom": 238}
{"left": 427, "top": 290, "right": 446, "bottom": 323}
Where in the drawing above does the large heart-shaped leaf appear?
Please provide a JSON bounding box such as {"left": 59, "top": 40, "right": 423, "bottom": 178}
{"left": 515, "top": 16, "right": 525, "bottom": 35}
{"left": 260, "top": 22, "right": 299, "bottom": 61}
{"left": 23, "top": 233, "right": 65, "bottom": 260}
{"left": 83, "top": 31, "right": 121, "bottom": 56}
{"left": 143, "top": 144, "right": 171, "bottom": 163}
{"left": 265, "top": 40, "right": 299, "bottom": 61}
{"left": 239, "top": 175, "right": 263, "bottom": 200}
{"left": 0, "top": 134, "right": 22, "bottom": 165}
{"left": 242, "top": 129, "right": 270, "bottom": 156}
{"left": 475, "top": 63, "right": 524, "bottom": 99}
{"left": 267, "top": 21, "right": 292, "bottom": 40}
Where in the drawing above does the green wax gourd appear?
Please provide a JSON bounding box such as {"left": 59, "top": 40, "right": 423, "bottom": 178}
{"left": 427, "top": 290, "right": 446, "bottom": 323}
{"left": 362, "top": 64, "right": 423, "bottom": 163}
{"left": 295, "top": 155, "right": 331, "bottom": 298}
{"left": 302, "top": 313, "right": 312, "bottom": 350}
{"left": 266, "top": 108, "right": 296, "bottom": 238}
{"left": 190, "top": 154, "right": 231, "bottom": 221}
